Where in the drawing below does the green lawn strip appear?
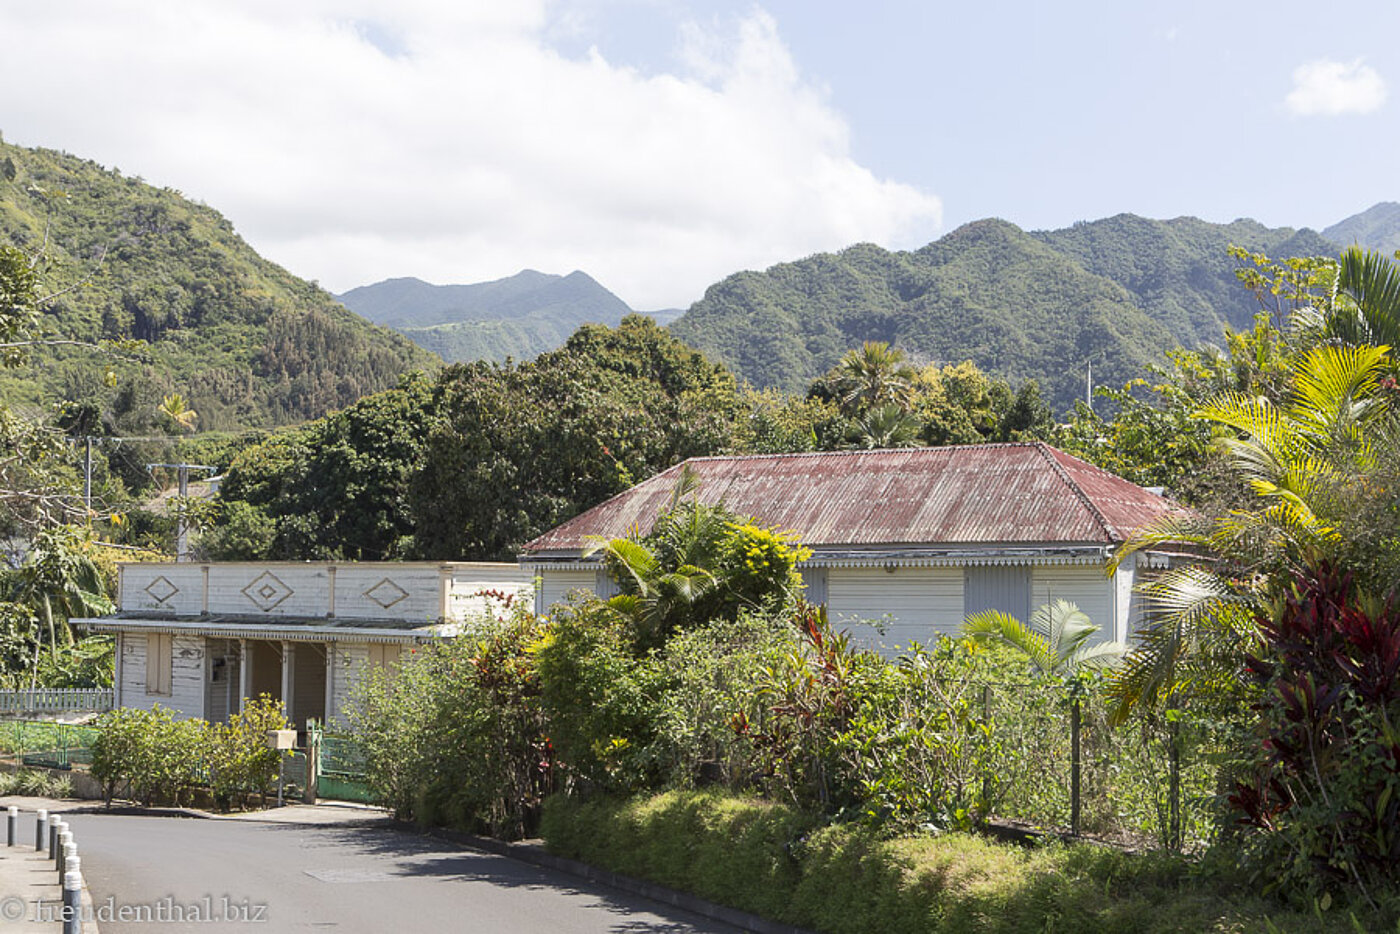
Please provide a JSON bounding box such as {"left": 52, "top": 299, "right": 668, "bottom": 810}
{"left": 539, "top": 790, "right": 1379, "bottom": 934}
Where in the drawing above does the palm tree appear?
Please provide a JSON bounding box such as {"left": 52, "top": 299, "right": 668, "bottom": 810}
{"left": 582, "top": 465, "right": 728, "bottom": 648}
{"left": 1326, "top": 246, "right": 1400, "bottom": 351}
{"left": 3, "top": 527, "right": 112, "bottom": 686}
{"left": 851, "top": 403, "right": 922, "bottom": 449}
{"left": 837, "top": 341, "right": 915, "bottom": 416}
{"left": 1106, "top": 342, "right": 1394, "bottom": 721}
{"left": 963, "top": 599, "right": 1127, "bottom": 677}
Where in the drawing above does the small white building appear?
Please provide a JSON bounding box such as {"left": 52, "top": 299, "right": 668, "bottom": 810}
{"left": 521, "top": 444, "right": 1185, "bottom": 653}
{"left": 76, "top": 561, "right": 534, "bottom": 728}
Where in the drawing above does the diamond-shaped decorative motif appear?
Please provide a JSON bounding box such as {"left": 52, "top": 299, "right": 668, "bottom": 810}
{"left": 364, "top": 578, "right": 409, "bottom": 610}
{"left": 241, "top": 572, "right": 294, "bottom": 612}
{"left": 144, "top": 575, "right": 179, "bottom": 605}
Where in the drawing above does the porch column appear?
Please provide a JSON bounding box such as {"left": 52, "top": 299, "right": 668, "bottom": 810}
{"left": 323, "top": 643, "right": 336, "bottom": 728}
{"left": 238, "top": 639, "right": 252, "bottom": 713}
{"left": 281, "top": 641, "right": 295, "bottom": 725}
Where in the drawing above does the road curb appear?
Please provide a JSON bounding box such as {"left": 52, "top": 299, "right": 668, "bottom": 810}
{"left": 413, "top": 823, "right": 817, "bottom": 934}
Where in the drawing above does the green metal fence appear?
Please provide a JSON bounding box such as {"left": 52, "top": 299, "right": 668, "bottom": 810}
{"left": 0, "top": 720, "right": 103, "bottom": 770}
{"left": 308, "top": 724, "right": 376, "bottom": 804}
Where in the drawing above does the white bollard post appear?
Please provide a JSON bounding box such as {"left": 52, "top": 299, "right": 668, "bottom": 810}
{"left": 35, "top": 808, "right": 47, "bottom": 850}
{"left": 6, "top": 806, "right": 15, "bottom": 846}
{"left": 48, "top": 816, "right": 61, "bottom": 859}
{"left": 56, "top": 831, "right": 71, "bottom": 873}
{"left": 62, "top": 868, "right": 82, "bottom": 934}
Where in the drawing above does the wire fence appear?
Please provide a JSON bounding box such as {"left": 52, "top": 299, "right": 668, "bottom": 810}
{"left": 970, "top": 676, "right": 1229, "bottom": 851}
{"left": 0, "top": 720, "right": 104, "bottom": 770}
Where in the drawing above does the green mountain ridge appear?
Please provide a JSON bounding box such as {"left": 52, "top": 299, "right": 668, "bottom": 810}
{"left": 1323, "top": 202, "right": 1400, "bottom": 256}
{"left": 338, "top": 269, "right": 641, "bottom": 363}
{"left": 0, "top": 138, "right": 438, "bottom": 432}
{"left": 670, "top": 214, "right": 1339, "bottom": 412}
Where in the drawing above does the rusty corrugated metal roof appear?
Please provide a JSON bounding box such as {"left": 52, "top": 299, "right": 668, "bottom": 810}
{"left": 522, "top": 443, "right": 1179, "bottom": 554}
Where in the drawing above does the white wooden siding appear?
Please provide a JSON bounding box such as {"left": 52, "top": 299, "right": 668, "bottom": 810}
{"left": 145, "top": 632, "right": 172, "bottom": 695}
{"left": 120, "top": 565, "right": 204, "bottom": 615}
{"left": 827, "top": 566, "right": 963, "bottom": 656}
{"left": 336, "top": 565, "right": 440, "bottom": 622}
{"left": 329, "top": 643, "right": 372, "bottom": 727}
{"left": 1113, "top": 563, "right": 1137, "bottom": 643}
{"left": 1032, "top": 565, "right": 1115, "bottom": 643}
{"left": 446, "top": 567, "right": 536, "bottom": 622}
{"left": 537, "top": 569, "right": 598, "bottom": 612}
{"left": 121, "top": 634, "right": 206, "bottom": 719}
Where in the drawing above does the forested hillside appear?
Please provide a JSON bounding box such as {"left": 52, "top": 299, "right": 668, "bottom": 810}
{"left": 0, "top": 138, "right": 437, "bottom": 431}
{"left": 1324, "top": 202, "right": 1400, "bottom": 256}
{"left": 671, "top": 215, "right": 1337, "bottom": 411}
{"left": 339, "top": 269, "right": 637, "bottom": 363}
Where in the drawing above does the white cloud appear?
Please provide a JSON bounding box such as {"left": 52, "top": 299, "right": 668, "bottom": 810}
{"left": 1285, "top": 58, "right": 1388, "bottom": 117}
{"left": 0, "top": 3, "right": 940, "bottom": 309}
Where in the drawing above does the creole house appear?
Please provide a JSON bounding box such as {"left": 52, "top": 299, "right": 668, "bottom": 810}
{"left": 520, "top": 443, "right": 1182, "bottom": 653}
{"left": 75, "top": 562, "right": 534, "bottom": 728}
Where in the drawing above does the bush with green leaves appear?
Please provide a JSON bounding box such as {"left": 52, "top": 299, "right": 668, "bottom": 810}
{"left": 347, "top": 609, "right": 555, "bottom": 838}
{"left": 533, "top": 597, "right": 666, "bottom": 792}
{"left": 90, "top": 705, "right": 205, "bottom": 806}
{"left": 204, "top": 694, "right": 291, "bottom": 810}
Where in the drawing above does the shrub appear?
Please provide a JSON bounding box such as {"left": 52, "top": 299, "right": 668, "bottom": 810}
{"left": 205, "top": 694, "right": 290, "bottom": 810}
{"left": 347, "top": 609, "right": 555, "bottom": 838}
{"left": 541, "top": 790, "right": 1392, "bottom": 934}
{"left": 90, "top": 706, "right": 205, "bottom": 806}
{"left": 534, "top": 598, "right": 665, "bottom": 792}
{"left": 1228, "top": 563, "right": 1400, "bottom": 902}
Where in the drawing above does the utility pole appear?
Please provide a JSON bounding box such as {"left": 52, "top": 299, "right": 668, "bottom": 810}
{"left": 83, "top": 437, "right": 92, "bottom": 513}
{"left": 146, "top": 462, "right": 216, "bottom": 562}
{"left": 1086, "top": 362, "right": 1093, "bottom": 414}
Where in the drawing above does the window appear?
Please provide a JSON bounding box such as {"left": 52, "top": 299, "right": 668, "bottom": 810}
{"left": 963, "top": 566, "right": 1032, "bottom": 623}
{"left": 146, "top": 632, "right": 172, "bottom": 696}
{"left": 368, "top": 643, "right": 402, "bottom": 670}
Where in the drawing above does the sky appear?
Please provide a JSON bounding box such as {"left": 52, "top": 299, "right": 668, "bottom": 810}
{"left": 0, "top": 1, "right": 1395, "bottom": 310}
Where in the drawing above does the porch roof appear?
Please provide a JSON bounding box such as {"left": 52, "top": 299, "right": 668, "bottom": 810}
{"left": 72, "top": 612, "right": 447, "bottom": 644}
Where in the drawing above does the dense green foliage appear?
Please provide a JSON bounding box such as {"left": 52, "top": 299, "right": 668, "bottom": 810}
{"left": 540, "top": 790, "right": 1376, "bottom": 934}
{"left": 346, "top": 605, "right": 554, "bottom": 838}
{"left": 672, "top": 216, "right": 1337, "bottom": 412}
{"left": 0, "top": 138, "right": 436, "bottom": 432}
{"left": 90, "top": 697, "right": 291, "bottom": 810}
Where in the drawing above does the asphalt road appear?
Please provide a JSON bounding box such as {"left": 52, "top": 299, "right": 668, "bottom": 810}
{"left": 59, "top": 811, "right": 743, "bottom": 934}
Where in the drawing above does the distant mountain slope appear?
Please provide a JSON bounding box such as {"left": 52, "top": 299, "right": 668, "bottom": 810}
{"left": 1324, "top": 202, "right": 1400, "bottom": 256}
{"left": 0, "top": 139, "right": 437, "bottom": 431}
{"left": 1034, "top": 214, "right": 1337, "bottom": 341}
{"left": 338, "top": 270, "right": 636, "bottom": 363}
{"left": 670, "top": 215, "right": 1339, "bottom": 412}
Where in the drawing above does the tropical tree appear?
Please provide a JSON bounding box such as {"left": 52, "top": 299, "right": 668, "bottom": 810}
{"left": 584, "top": 468, "right": 808, "bottom": 650}
{"left": 1319, "top": 246, "right": 1400, "bottom": 352}
{"left": 1, "top": 527, "right": 112, "bottom": 683}
{"left": 835, "top": 341, "right": 915, "bottom": 415}
{"left": 963, "top": 599, "right": 1127, "bottom": 677}
{"left": 851, "top": 403, "right": 922, "bottom": 449}
{"left": 1107, "top": 341, "right": 1396, "bottom": 721}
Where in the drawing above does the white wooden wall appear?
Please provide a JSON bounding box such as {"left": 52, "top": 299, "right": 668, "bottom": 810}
{"left": 1032, "top": 565, "right": 1116, "bottom": 643}
{"left": 118, "top": 633, "right": 206, "bottom": 719}
{"left": 335, "top": 566, "right": 439, "bottom": 621}
{"left": 446, "top": 566, "right": 536, "bottom": 622}
{"left": 827, "top": 566, "right": 964, "bottom": 656}
{"left": 536, "top": 569, "right": 598, "bottom": 613}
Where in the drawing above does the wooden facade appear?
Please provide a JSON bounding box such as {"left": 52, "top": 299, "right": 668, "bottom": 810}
{"left": 81, "top": 561, "right": 535, "bottom": 728}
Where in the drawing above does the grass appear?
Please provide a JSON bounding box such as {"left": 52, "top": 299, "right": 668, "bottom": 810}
{"left": 540, "top": 790, "right": 1398, "bottom": 934}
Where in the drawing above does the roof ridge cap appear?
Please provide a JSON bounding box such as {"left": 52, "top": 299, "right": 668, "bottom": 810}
{"left": 1034, "top": 443, "right": 1115, "bottom": 541}
{"left": 677, "top": 442, "right": 1041, "bottom": 464}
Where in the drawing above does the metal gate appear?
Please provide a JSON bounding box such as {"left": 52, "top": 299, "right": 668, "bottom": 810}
{"left": 307, "top": 723, "right": 376, "bottom": 804}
